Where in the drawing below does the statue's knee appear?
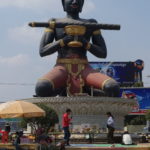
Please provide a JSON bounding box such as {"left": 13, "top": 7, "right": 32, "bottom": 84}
{"left": 103, "top": 79, "right": 120, "bottom": 97}
{"left": 35, "top": 80, "right": 54, "bottom": 97}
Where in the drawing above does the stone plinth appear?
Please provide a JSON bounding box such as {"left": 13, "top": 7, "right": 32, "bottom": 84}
{"left": 24, "top": 97, "right": 136, "bottom": 129}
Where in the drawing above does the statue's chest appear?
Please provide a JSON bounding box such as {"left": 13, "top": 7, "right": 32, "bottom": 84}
{"left": 55, "top": 27, "right": 93, "bottom": 40}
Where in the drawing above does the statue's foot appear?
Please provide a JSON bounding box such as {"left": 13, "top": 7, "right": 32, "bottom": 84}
{"left": 33, "top": 95, "right": 38, "bottom": 97}
{"left": 103, "top": 80, "right": 120, "bottom": 97}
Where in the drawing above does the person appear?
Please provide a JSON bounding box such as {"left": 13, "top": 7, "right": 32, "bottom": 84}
{"left": 56, "top": 140, "right": 66, "bottom": 150}
{"left": 13, "top": 131, "right": 23, "bottom": 150}
{"left": 122, "top": 131, "right": 133, "bottom": 145}
{"left": 35, "top": 0, "right": 120, "bottom": 97}
{"left": 5, "top": 122, "right": 11, "bottom": 133}
{"left": 141, "top": 133, "right": 148, "bottom": 143}
{"left": 62, "top": 109, "right": 72, "bottom": 146}
{"left": 2, "top": 122, "right": 11, "bottom": 143}
{"left": 0, "top": 129, "right": 9, "bottom": 143}
{"left": 106, "top": 112, "right": 115, "bottom": 143}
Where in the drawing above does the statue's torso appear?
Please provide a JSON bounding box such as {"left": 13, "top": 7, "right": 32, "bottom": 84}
{"left": 54, "top": 18, "right": 95, "bottom": 58}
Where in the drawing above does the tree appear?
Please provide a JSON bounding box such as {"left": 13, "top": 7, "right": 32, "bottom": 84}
{"left": 145, "top": 110, "right": 150, "bottom": 121}
{"left": 124, "top": 115, "right": 146, "bottom": 125}
{"left": 21, "top": 103, "right": 59, "bottom": 135}
{"left": 130, "top": 116, "right": 146, "bottom": 125}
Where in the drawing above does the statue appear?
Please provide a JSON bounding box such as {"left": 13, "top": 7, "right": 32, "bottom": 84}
{"left": 30, "top": 0, "right": 120, "bottom": 97}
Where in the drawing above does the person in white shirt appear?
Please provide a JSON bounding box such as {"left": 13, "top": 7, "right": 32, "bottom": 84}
{"left": 122, "top": 131, "right": 133, "bottom": 145}
{"left": 106, "top": 112, "right": 115, "bottom": 143}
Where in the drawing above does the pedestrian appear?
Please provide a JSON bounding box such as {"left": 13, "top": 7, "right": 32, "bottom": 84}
{"left": 62, "top": 109, "right": 72, "bottom": 146}
{"left": 0, "top": 129, "right": 9, "bottom": 143}
{"left": 122, "top": 131, "right": 133, "bottom": 145}
{"left": 141, "top": 133, "right": 148, "bottom": 143}
{"left": 13, "top": 131, "right": 22, "bottom": 150}
{"left": 5, "top": 122, "right": 11, "bottom": 133}
{"left": 106, "top": 112, "right": 115, "bottom": 143}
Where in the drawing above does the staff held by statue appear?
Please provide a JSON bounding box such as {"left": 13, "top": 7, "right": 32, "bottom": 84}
{"left": 29, "top": 21, "right": 120, "bottom": 48}
{"left": 29, "top": 21, "right": 121, "bottom": 30}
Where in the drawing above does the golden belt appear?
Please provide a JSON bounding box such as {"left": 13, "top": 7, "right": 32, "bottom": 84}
{"left": 57, "top": 58, "right": 88, "bottom": 64}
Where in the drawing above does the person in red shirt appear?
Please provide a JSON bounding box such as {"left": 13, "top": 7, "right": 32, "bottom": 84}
{"left": 62, "top": 109, "right": 72, "bottom": 146}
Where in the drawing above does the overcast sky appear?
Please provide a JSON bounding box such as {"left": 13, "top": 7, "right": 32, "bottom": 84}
{"left": 0, "top": 0, "right": 150, "bottom": 102}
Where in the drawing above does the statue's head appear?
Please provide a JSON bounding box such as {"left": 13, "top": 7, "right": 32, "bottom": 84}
{"left": 62, "top": 0, "right": 84, "bottom": 13}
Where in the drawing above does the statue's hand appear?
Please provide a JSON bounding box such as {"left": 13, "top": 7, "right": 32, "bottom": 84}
{"left": 78, "top": 36, "right": 89, "bottom": 49}
{"left": 59, "top": 35, "right": 74, "bottom": 47}
{"left": 62, "top": 35, "right": 74, "bottom": 46}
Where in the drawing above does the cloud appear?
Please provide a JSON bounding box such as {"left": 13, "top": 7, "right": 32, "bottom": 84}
{"left": 83, "top": 0, "right": 96, "bottom": 14}
{"left": 44, "top": 53, "right": 57, "bottom": 64}
{"left": 34, "top": 53, "right": 57, "bottom": 74}
{"left": 7, "top": 24, "right": 42, "bottom": 45}
{"left": 0, "top": 0, "right": 62, "bottom": 12}
{"left": 0, "top": 54, "right": 30, "bottom": 67}
{"left": 0, "top": 0, "right": 95, "bottom": 14}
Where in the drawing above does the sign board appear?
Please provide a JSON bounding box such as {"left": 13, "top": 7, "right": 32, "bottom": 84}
{"left": 90, "top": 62, "right": 136, "bottom": 86}
{"left": 120, "top": 88, "right": 150, "bottom": 114}
{"left": 90, "top": 60, "right": 144, "bottom": 87}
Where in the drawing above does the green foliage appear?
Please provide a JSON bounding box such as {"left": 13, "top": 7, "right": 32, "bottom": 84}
{"left": 20, "top": 103, "right": 59, "bottom": 134}
{"left": 124, "top": 115, "right": 146, "bottom": 125}
{"left": 130, "top": 116, "right": 146, "bottom": 125}
{"left": 132, "top": 82, "right": 144, "bottom": 87}
{"left": 20, "top": 118, "right": 27, "bottom": 128}
{"left": 145, "top": 110, "right": 150, "bottom": 121}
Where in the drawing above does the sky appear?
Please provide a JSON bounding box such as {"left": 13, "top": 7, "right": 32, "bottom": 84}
{"left": 0, "top": 0, "right": 150, "bottom": 102}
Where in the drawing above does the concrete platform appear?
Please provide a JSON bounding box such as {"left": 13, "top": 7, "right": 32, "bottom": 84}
{"left": 25, "top": 96, "right": 136, "bottom": 129}
{"left": 65, "top": 143, "right": 150, "bottom": 150}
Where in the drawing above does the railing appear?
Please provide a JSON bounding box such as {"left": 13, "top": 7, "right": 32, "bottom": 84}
{"left": 0, "top": 143, "right": 39, "bottom": 150}
{"left": 48, "top": 132, "right": 142, "bottom": 144}
{"left": 48, "top": 132, "right": 116, "bottom": 144}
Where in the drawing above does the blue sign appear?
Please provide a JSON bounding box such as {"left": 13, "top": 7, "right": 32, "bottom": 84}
{"left": 120, "top": 88, "right": 150, "bottom": 114}
{"left": 90, "top": 62, "right": 136, "bottom": 86}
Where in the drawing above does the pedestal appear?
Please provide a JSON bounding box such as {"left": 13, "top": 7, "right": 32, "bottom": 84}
{"left": 24, "top": 96, "right": 136, "bottom": 130}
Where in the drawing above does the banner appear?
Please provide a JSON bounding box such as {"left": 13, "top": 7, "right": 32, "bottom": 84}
{"left": 90, "top": 60, "right": 143, "bottom": 87}
{"left": 120, "top": 88, "right": 150, "bottom": 114}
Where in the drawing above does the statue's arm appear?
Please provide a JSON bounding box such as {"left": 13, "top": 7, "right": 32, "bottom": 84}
{"left": 88, "top": 19, "right": 107, "bottom": 58}
{"left": 89, "top": 31, "right": 107, "bottom": 58}
{"left": 39, "top": 28, "right": 61, "bottom": 57}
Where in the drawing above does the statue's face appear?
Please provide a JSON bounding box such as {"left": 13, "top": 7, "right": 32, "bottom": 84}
{"left": 62, "top": 0, "right": 84, "bottom": 13}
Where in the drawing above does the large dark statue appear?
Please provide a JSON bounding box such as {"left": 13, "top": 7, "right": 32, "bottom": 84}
{"left": 33, "top": 0, "right": 120, "bottom": 97}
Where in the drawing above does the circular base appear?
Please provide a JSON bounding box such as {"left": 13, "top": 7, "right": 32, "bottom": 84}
{"left": 24, "top": 96, "right": 136, "bottom": 129}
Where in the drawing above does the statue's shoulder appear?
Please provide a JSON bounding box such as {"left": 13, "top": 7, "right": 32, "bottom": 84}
{"left": 48, "top": 18, "right": 56, "bottom": 22}
{"left": 89, "top": 18, "right": 98, "bottom": 23}
{"left": 80, "top": 18, "right": 98, "bottom": 23}
{"left": 48, "top": 18, "right": 66, "bottom": 22}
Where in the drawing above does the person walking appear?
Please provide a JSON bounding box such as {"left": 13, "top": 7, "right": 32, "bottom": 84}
{"left": 106, "top": 112, "right": 115, "bottom": 143}
{"left": 62, "top": 109, "right": 72, "bottom": 146}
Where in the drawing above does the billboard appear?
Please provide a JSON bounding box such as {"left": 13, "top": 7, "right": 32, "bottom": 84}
{"left": 120, "top": 88, "right": 150, "bottom": 114}
{"left": 90, "top": 60, "right": 144, "bottom": 87}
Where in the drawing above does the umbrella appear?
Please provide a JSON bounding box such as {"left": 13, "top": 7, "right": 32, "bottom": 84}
{"left": 0, "top": 100, "right": 46, "bottom": 118}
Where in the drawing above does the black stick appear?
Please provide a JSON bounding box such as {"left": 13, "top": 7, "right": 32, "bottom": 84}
{"left": 29, "top": 21, "right": 121, "bottom": 30}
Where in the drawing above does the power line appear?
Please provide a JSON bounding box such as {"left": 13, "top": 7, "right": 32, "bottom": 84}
{"left": 0, "top": 82, "right": 35, "bottom": 86}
